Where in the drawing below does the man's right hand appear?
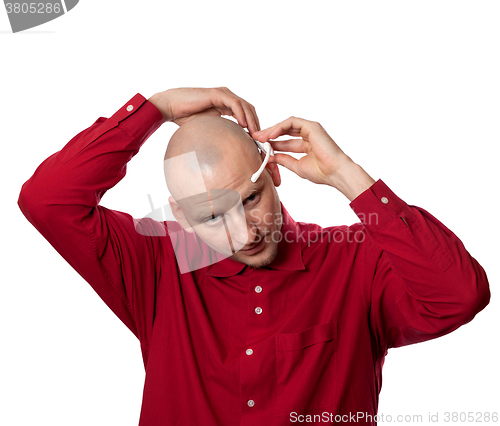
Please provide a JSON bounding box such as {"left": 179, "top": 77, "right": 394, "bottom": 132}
{"left": 148, "top": 87, "right": 260, "bottom": 134}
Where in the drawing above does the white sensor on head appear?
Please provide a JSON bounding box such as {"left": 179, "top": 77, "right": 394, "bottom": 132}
{"left": 251, "top": 139, "right": 274, "bottom": 183}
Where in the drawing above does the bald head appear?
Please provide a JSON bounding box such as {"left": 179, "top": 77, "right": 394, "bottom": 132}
{"left": 163, "top": 114, "right": 282, "bottom": 270}
{"left": 164, "top": 115, "right": 263, "bottom": 200}
{"left": 165, "top": 114, "right": 259, "bottom": 164}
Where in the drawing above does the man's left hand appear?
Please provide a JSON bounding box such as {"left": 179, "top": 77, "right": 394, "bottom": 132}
{"left": 253, "top": 116, "right": 376, "bottom": 201}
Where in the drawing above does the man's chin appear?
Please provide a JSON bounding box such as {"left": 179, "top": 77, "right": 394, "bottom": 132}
{"left": 231, "top": 243, "right": 278, "bottom": 269}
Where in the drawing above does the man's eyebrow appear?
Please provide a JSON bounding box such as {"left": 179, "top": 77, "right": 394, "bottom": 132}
{"left": 192, "top": 183, "right": 264, "bottom": 222}
{"left": 242, "top": 181, "right": 264, "bottom": 200}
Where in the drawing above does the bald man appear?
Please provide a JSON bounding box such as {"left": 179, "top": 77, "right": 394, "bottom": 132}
{"left": 19, "top": 87, "right": 489, "bottom": 426}
{"left": 164, "top": 113, "right": 282, "bottom": 270}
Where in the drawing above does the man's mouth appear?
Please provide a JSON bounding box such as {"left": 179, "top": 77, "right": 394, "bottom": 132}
{"left": 239, "top": 236, "right": 266, "bottom": 255}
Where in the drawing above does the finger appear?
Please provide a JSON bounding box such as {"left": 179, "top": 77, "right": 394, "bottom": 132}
{"left": 209, "top": 88, "right": 247, "bottom": 128}
{"left": 268, "top": 117, "right": 311, "bottom": 140}
{"left": 220, "top": 89, "right": 248, "bottom": 128}
{"left": 248, "top": 103, "right": 261, "bottom": 132}
{"left": 269, "top": 138, "right": 308, "bottom": 153}
{"left": 222, "top": 98, "right": 247, "bottom": 128}
{"left": 219, "top": 86, "right": 236, "bottom": 96}
{"left": 214, "top": 107, "right": 234, "bottom": 116}
{"left": 242, "top": 103, "right": 259, "bottom": 134}
{"left": 215, "top": 103, "right": 256, "bottom": 133}
{"left": 268, "top": 153, "right": 302, "bottom": 178}
{"left": 255, "top": 116, "right": 316, "bottom": 141}
{"left": 217, "top": 87, "right": 259, "bottom": 131}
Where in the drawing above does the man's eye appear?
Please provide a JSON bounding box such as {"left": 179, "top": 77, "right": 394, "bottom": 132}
{"left": 203, "top": 215, "right": 223, "bottom": 225}
{"left": 246, "top": 193, "right": 258, "bottom": 203}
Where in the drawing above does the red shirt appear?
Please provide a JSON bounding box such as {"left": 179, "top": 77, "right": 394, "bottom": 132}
{"left": 18, "top": 93, "right": 490, "bottom": 425}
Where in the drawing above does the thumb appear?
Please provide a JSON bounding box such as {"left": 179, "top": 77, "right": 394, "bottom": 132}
{"left": 270, "top": 153, "right": 300, "bottom": 178}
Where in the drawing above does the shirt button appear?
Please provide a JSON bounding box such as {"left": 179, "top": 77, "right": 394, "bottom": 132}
{"left": 381, "top": 197, "right": 389, "bottom": 204}
{"left": 246, "top": 349, "right": 253, "bottom": 356}
{"left": 255, "top": 285, "right": 262, "bottom": 293}
{"left": 247, "top": 399, "right": 255, "bottom": 407}
{"left": 255, "top": 307, "right": 263, "bottom": 315}
{"left": 126, "top": 105, "right": 134, "bottom": 112}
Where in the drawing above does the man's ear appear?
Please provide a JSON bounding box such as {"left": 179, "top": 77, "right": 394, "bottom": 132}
{"left": 268, "top": 161, "right": 281, "bottom": 187}
{"left": 260, "top": 150, "right": 281, "bottom": 187}
{"left": 168, "top": 196, "right": 195, "bottom": 233}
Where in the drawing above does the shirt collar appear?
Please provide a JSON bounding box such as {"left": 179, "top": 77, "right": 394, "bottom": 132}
{"left": 206, "top": 202, "right": 306, "bottom": 278}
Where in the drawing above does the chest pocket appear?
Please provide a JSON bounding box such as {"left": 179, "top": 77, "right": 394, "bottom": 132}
{"left": 275, "top": 321, "right": 338, "bottom": 417}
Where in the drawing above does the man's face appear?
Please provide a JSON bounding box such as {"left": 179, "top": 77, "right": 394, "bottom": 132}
{"left": 169, "top": 149, "right": 282, "bottom": 269}
{"left": 222, "top": 167, "right": 282, "bottom": 269}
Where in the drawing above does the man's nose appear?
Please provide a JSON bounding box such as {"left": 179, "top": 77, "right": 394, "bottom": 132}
{"left": 226, "top": 213, "right": 257, "bottom": 250}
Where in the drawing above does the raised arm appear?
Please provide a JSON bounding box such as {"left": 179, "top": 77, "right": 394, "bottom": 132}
{"left": 18, "top": 87, "right": 260, "bottom": 361}
{"left": 255, "top": 117, "right": 490, "bottom": 352}
{"left": 349, "top": 179, "right": 490, "bottom": 352}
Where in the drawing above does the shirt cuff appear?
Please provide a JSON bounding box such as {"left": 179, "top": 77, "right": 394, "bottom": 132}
{"left": 116, "top": 93, "right": 164, "bottom": 141}
{"left": 349, "top": 179, "right": 409, "bottom": 234}
{"left": 57, "top": 94, "right": 164, "bottom": 164}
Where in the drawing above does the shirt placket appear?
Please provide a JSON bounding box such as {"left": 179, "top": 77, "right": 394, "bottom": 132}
{"left": 239, "top": 267, "right": 274, "bottom": 423}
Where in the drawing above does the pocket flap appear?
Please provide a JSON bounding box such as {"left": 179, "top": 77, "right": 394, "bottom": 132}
{"left": 276, "top": 321, "right": 337, "bottom": 351}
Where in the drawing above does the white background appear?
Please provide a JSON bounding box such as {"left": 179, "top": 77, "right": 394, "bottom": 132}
{"left": 1, "top": 1, "right": 499, "bottom": 425}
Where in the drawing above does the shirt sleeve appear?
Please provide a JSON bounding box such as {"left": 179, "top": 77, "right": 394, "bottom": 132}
{"left": 18, "top": 94, "right": 169, "bottom": 360}
{"left": 349, "top": 179, "right": 490, "bottom": 355}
